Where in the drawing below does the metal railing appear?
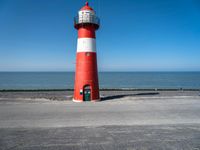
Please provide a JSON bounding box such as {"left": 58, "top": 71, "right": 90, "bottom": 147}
{"left": 74, "top": 15, "right": 100, "bottom": 26}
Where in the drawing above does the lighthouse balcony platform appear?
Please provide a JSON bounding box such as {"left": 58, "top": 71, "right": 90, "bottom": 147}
{"left": 74, "top": 15, "right": 100, "bottom": 29}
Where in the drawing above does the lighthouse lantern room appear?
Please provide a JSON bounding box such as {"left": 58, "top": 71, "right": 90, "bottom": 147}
{"left": 73, "top": 2, "right": 100, "bottom": 102}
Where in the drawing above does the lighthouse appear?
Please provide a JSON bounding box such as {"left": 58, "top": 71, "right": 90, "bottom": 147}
{"left": 73, "top": 2, "right": 100, "bottom": 102}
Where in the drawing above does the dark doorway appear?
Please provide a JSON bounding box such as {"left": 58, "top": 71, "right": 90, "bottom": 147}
{"left": 83, "top": 85, "right": 91, "bottom": 101}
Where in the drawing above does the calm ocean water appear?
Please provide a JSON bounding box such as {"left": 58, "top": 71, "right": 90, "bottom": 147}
{"left": 0, "top": 72, "right": 200, "bottom": 90}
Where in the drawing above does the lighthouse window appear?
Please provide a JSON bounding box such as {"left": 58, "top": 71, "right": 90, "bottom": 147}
{"left": 80, "top": 89, "right": 83, "bottom": 95}
{"left": 86, "top": 52, "right": 90, "bottom": 56}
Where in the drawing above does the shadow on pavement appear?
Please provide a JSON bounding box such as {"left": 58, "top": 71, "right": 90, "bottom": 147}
{"left": 101, "top": 92, "right": 159, "bottom": 101}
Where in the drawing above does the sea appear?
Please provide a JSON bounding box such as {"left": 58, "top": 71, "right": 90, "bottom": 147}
{"left": 0, "top": 72, "right": 200, "bottom": 90}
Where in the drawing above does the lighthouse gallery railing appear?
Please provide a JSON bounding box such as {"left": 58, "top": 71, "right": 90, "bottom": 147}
{"left": 74, "top": 15, "right": 100, "bottom": 26}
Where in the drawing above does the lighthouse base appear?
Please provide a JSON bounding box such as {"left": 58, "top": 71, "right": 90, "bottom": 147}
{"left": 72, "top": 98, "right": 101, "bottom": 103}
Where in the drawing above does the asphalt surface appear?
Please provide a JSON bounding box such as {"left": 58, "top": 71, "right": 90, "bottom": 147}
{"left": 0, "top": 91, "right": 200, "bottom": 149}
{"left": 1, "top": 125, "right": 200, "bottom": 150}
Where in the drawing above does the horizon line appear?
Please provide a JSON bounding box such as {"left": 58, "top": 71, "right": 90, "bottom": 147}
{"left": 0, "top": 71, "right": 200, "bottom": 72}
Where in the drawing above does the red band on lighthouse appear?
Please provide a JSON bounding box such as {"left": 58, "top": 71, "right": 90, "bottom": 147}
{"left": 78, "top": 27, "right": 96, "bottom": 38}
{"left": 73, "top": 2, "right": 100, "bottom": 102}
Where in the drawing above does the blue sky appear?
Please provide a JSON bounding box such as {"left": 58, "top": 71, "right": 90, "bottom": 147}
{"left": 0, "top": 0, "right": 200, "bottom": 71}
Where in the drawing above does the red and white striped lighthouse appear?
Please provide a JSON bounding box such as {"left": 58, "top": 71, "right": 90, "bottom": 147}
{"left": 73, "top": 2, "right": 100, "bottom": 102}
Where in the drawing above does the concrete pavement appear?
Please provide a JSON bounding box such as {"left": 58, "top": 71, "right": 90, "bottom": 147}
{"left": 0, "top": 91, "right": 200, "bottom": 149}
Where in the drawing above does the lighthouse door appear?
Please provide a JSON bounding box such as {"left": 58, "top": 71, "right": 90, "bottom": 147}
{"left": 83, "top": 85, "right": 91, "bottom": 101}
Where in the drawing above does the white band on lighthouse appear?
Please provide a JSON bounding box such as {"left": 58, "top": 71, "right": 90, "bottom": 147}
{"left": 77, "top": 38, "right": 96, "bottom": 52}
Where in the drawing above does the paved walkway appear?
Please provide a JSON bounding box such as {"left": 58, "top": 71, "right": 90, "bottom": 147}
{"left": 0, "top": 94, "right": 200, "bottom": 149}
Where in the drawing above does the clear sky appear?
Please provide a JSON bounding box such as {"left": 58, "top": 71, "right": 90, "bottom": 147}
{"left": 0, "top": 0, "right": 200, "bottom": 71}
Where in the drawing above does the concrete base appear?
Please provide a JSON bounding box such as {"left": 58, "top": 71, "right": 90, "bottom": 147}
{"left": 72, "top": 98, "right": 100, "bottom": 102}
{"left": 72, "top": 99, "right": 83, "bottom": 103}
